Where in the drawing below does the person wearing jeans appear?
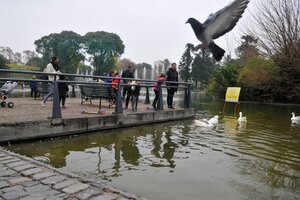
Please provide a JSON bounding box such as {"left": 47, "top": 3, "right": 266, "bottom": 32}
{"left": 152, "top": 73, "right": 166, "bottom": 111}
{"left": 41, "top": 56, "right": 61, "bottom": 106}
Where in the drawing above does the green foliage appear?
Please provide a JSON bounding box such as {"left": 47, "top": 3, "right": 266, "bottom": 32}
{"left": 0, "top": 54, "right": 8, "bottom": 69}
{"left": 237, "top": 57, "right": 279, "bottom": 101}
{"left": 191, "top": 49, "right": 216, "bottom": 88}
{"left": 34, "top": 31, "right": 84, "bottom": 73}
{"left": 207, "top": 63, "right": 241, "bottom": 98}
{"left": 7, "top": 64, "right": 40, "bottom": 71}
{"left": 26, "top": 56, "right": 44, "bottom": 69}
{"left": 179, "top": 43, "right": 194, "bottom": 82}
{"left": 83, "top": 31, "right": 125, "bottom": 76}
{"left": 236, "top": 35, "right": 260, "bottom": 61}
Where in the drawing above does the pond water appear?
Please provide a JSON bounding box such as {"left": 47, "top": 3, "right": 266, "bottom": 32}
{"left": 4, "top": 95, "right": 300, "bottom": 200}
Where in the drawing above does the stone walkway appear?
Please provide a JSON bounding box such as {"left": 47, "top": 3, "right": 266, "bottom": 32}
{"left": 0, "top": 148, "right": 147, "bottom": 200}
{"left": 0, "top": 98, "right": 179, "bottom": 124}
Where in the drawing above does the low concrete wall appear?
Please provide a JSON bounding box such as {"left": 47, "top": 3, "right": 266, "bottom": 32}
{"left": 0, "top": 109, "right": 195, "bottom": 143}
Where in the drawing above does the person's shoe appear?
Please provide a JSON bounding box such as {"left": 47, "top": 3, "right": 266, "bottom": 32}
{"left": 152, "top": 104, "right": 157, "bottom": 111}
{"left": 61, "top": 105, "right": 66, "bottom": 109}
{"left": 41, "top": 101, "right": 45, "bottom": 106}
{"left": 168, "top": 106, "right": 174, "bottom": 110}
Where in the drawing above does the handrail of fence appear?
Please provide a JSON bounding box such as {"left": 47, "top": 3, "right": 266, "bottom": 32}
{"left": 0, "top": 69, "right": 192, "bottom": 120}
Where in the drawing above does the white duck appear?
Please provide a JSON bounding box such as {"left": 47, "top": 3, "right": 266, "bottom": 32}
{"left": 194, "top": 119, "right": 212, "bottom": 127}
{"left": 238, "top": 112, "right": 247, "bottom": 122}
{"left": 194, "top": 115, "right": 219, "bottom": 127}
{"left": 291, "top": 112, "right": 300, "bottom": 121}
{"left": 208, "top": 115, "right": 219, "bottom": 126}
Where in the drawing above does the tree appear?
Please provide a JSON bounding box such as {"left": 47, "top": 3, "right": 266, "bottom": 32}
{"left": 179, "top": 43, "right": 194, "bottom": 82}
{"left": 236, "top": 35, "right": 260, "bottom": 61}
{"left": 83, "top": 31, "right": 125, "bottom": 76}
{"left": 23, "top": 50, "right": 38, "bottom": 65}
{"left": 237, "top": 57, "right": 279, "bottom": 101}
{"left": 0, "top": 46, "right": 23, "bottom": 64}
{"left": 191, "top": 48, "right": 215, "bottom": 89}
{"left": 0, "top": 54, "right": 8, "bottom": 69}
{"left": 249, "top": 0, "right": 300, "bottom": 102}
{"left": 207, "top": 63, "right": 241, "bottom": 98}
{"left": 119, "top": 58, "right": 136, "bottom": 70}
{"left": 34, "top": 31, "right": 84, "bottom": 73}
{"left": 26, "top": 56, "right": 44, "bottom": 69}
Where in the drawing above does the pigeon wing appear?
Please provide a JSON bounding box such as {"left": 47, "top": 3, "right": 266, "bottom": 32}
{"left": 203, "top": 0, "right": 249, "bottom": 40}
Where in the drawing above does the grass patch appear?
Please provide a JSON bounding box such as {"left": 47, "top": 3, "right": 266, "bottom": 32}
{"left": 7, "top": 64, "right": 41, "bottom": 71}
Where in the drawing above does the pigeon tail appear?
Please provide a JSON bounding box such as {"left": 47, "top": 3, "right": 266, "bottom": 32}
{"left": 208, "top": 42, "right": 225, "bottom": 61}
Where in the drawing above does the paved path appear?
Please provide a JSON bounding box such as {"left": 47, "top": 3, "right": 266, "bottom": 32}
{"left": 0, "top": 98, "right": 180, "bottom": 124}
{"left": 0, "top": 148, "right": 147, "bottom": 200}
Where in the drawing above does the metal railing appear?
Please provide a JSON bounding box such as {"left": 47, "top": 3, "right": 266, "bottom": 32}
{"left": 0, "top": 69, "right": 192, "bottom": 120}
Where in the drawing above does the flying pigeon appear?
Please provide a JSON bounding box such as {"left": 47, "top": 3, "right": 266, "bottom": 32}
{"left": 186, "top": 0, "right": 249, "bottom": 61}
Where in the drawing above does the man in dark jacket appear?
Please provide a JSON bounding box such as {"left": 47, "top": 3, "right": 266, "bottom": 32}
{"left": 121, "top": 66, "right": 134, "bottom": 109}
{"left": 166, "top": 63, "right": 178, "bottom": 109}
{"left": 58, "top": 75, "right": 69, "bottom": 108}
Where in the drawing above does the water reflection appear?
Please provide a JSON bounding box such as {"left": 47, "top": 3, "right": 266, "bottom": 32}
{"left": 5, "top": 100, "right": 300, "bottom": 200}
{"left": 7, "top": 123, "right": 191, "bottom": 175}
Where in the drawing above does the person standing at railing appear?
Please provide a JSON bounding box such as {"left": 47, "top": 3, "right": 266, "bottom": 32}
{"left": 105, "top": 70, "right": 114, "bottom": 101}
{"left": 29, "top": 76, "right": 37, "bottom": 99}
{"left": 41, "top": 56, "right": 61, "bottom": 106}
{"left": 121, "top": 66, "right": 134, "bottom": 109}
{"left": 111, "top": 72, "right": 121, "bottom": 105}
{"left": 130, "top": 80, "right": 141, "bottom": 112}
{"left": 166, "top": 63, "right": 178, "bottom": 109}
{"left": 152, "top": 73, "right": 166, "bottom": 111}
{"left": 58, "top": 75, "right": 69, "bottom": 109}
{"left": 105, "top": 71, "right": 114, "bottom": 85}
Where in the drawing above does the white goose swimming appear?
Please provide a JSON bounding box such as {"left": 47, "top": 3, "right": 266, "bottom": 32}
{"left": 238, "top": 112, "right": 247, "bottom": 122}
{"left": 194, "top": 119, "right": 212, "bottom": 127}
{"left": 291, "top": 112, "right": 300, "bottom": 121}
{"left": 194, "top": 115, "right": 219, "bottom": 127}
{"left": 208, "top": 115, "right": 219, "bottom": 126}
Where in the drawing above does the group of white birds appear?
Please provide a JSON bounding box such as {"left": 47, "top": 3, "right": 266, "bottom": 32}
{"left": 194, "top": 112, "right": 247, "bottom": 127}
{"left": 195, "top": 112, "right": 300, "bottom": 127}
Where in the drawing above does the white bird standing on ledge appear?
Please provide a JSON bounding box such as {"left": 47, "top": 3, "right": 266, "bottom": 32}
{"left": 238, "top": 112, "right": 247, "bottom": 122}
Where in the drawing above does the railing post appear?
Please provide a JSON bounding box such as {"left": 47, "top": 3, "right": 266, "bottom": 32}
{"left": 144, "top": 84, "right": 150, "bottom": 104}
{"left": 115, "top": 80, "right": 123, "bottom": 114}
{"left": 184, "top": 85, "right": 188, "bottom": 109}
{"left": 184, "top": 83, "right": 192, "bottom": 109}
{"left": 52, "top": 75, "right": 62, "bottom": 119}
{"left": 157, "top": 84, "right": 163, "bottom": 110}
{"left": 71, "top": 85, "right": 76, "bottom": 98}
{"left": 188, "top": 84, "right": 192, "bottom": 108}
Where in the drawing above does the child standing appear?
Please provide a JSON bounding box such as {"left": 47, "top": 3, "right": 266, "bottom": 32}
{"left": 111, "top": 72, "right": 121, "bottom": 105}
{"left": 152, "top": 73, "right": 166, "bottom": 111}
{"left": 130, "top": 80, "right": 141, "bottom": 112}
{"left": 58, "top": 75, "right": 69, "bottom": 108}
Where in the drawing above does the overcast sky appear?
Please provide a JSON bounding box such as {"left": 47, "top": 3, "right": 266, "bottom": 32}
{"left": 0, "top": 0, "right": 258, "bottom": 65}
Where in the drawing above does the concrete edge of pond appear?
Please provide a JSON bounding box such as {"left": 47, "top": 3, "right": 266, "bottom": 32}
{"left": 0, "top": 108, "right": 196, "bottom": 143}
{"left": 0, "top": 147, "right": 149, "bottom": 200}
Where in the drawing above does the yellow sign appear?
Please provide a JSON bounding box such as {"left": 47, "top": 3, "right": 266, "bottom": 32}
{"left": 225, "top": 87, "right": 241, "bottom": 102}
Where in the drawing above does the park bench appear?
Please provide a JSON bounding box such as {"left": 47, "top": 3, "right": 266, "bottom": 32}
{"left": 79, "top": 84, "right": 116, "bottom": 109}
